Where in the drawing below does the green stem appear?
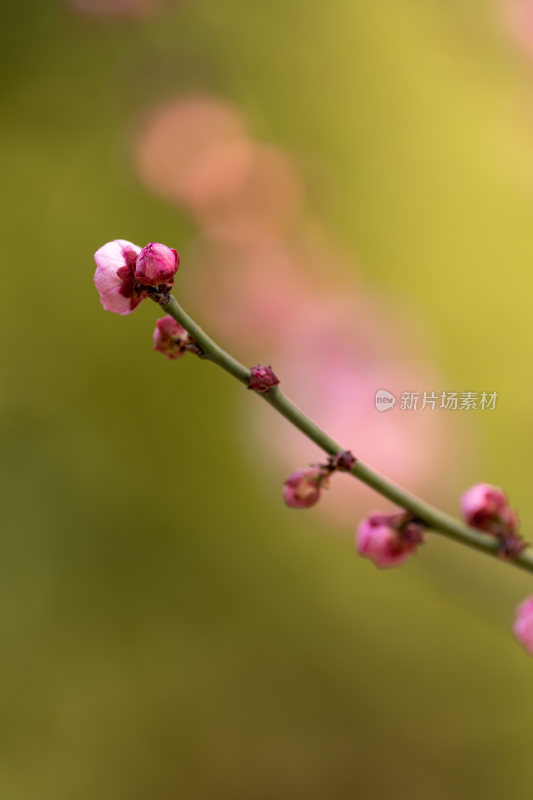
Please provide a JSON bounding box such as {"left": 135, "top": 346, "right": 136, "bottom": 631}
{"left": 161, "top": 295, "right": 533, "bottom": 575}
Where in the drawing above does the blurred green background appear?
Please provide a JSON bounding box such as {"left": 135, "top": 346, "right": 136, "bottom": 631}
{"left": 3, "top": 0, "right": 533, "bottom": 797}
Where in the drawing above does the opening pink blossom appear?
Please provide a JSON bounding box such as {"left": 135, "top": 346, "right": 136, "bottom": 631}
{"left": 94, "top": 239, "right": 146, "bottom": 315}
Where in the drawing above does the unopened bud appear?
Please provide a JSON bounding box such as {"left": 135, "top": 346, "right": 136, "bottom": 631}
{"left": 356, "top": 512, "right": 425, "bottom": 569}
{"left": 460, "top": 483, "right": 508, "bottom": 532}
{"left": 153, "top": 316, "right": 190, "bottom": 360}
{"left": 282, "top": 467, "right": 328, "bottom": 509}
{"left": 248, "top": 365, "right": 280, "bottom": 393}
{"left": 135, "top": 242, "right": 179, "bottom": 288}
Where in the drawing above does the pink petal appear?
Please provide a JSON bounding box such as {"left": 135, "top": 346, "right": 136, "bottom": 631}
{"left": 97, "top": 284, "right": 138, "bottom": 315}
{"left": 94, "top": 239, "right": 141, "bottom": 315}
{"left": 94, "top": 239, "right": 140, "bottom": 273}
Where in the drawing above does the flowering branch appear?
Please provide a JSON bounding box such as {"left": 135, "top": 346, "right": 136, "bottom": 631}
{"left": 93, "top": 239, "right": 533, "bottom": 654}
{"left": 161, "top": 293, "right": 533, "bottom": 572}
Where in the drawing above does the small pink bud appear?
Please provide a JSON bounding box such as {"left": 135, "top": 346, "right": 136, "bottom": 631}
{"left": 153, "top": 316, "right": 189, "bottom": 360}
{"left": 460, "top": 483, "right": 509, "bottom": 533}
{"left": 283, "top": 467, "right": 327, "bottom": 509}
{"left": 460, "top": 483, "right": 526, "bottom": 557}
{"left": 94, "top": 239, "right": 146, "bottom": 314}
{"left": 513, "top": 596, "right": 533, "bottom": 655}
{"left": 135, "top": 242, "right": 179, "bottom": 288}
{"left": 356, "top": 512, "right": 424, "bottom": 569}
{"left": 248, "top": 365, "right": 280, "bottom": 393}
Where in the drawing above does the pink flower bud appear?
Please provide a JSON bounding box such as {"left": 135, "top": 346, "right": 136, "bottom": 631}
{"left": 460, "top": 483, "right": 509, "bottom": 532}
{"left": 153, "top": 316, "right": 189, "bottom": 360}
{"left": 283, "top": 467, "right": 327, "bottom": 509}
{"left": 94, "top": 239, "right": 146, "bottom": 314}
{"left": 134, "top": 242, "right": 179, "bottom": 288}
{"left": 248, "top": 364, "right": 280, "bottom": 393}
{"left": 356, "top": 512, "right": 424, "bottom": 569}
{"left": 513, "top": 596, "right": 533, "bottom": 655}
